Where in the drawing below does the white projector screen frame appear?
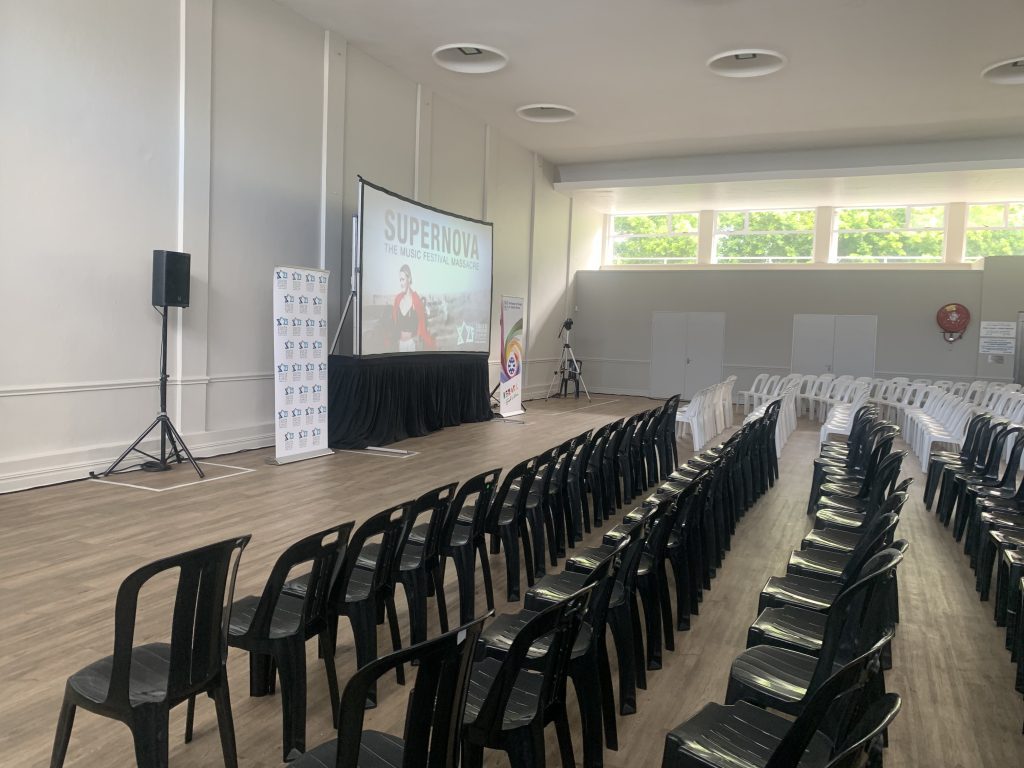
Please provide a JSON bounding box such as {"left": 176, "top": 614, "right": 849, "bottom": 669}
{"left": 356, "top": 177, "right": 494, "bottom": 357}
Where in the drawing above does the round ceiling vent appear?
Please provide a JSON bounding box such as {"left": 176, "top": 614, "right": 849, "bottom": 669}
{"left": 707, "top": 49, "right": 787, "bottom": 78}
{"left": 516, "top": 104, "right": 577, "bottom": 123}
{"left": 981, "top": 56, "right": 1024, "bottom": 85}
{"left": 432, "top": 44, "right": 508, "bottom": 74}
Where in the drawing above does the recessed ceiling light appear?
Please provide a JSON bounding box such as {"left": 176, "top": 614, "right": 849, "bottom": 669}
{"left": 432, "top": 43, "right": 508, "bottom": 74}
{"left": 516, "top": 104, "right": 577, "bottom": 123}
{"left": 981, "top": 56, "right": 1024, "bottom": 85}
{"left": 707, "top": 49, "right": 787, "bottom": 78}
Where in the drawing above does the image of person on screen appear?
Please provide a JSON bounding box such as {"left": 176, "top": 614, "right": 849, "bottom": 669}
{"left": 393, "top": 264, "right": 436, "bottom": 352}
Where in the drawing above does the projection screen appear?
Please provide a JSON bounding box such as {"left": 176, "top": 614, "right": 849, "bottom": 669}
{"left": 358, "top": 179, "right": 493, "bottom": 355}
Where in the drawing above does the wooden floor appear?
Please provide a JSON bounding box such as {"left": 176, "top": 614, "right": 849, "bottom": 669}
{"left": 2, "top": 396, "right": 1023, "bottom": 767}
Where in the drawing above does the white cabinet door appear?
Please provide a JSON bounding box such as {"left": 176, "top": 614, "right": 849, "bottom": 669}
{"left": 792, "top": 314, "right": 837, "bottom": 374}
{"left": 683, "top": 312, "right": 726, "bottom": 399}
{"left": 650, "top": 312, "right": 687, "bottom": 398}
{"left": 833, "top": 315, "right": 877, "bottom": 376}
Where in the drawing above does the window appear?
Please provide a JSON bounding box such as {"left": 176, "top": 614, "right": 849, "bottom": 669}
{"left": 608, "top": 213, "right": 699, "bottom": 266}
{"left": 964, "top": 202, "right": 1024, "bottom": 262}
{"left": 832, "top": 205, "right": 945, "bottom": 263}
{"left": 713, "top": 208, "right": 815, "bottom": 264}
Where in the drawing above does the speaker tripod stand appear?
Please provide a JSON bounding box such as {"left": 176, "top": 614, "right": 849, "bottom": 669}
{"left": 91, "top": 306, "right": 204, "bottom": 479}
{"left": 545, "top": 325, "right": 591, "bottom": 402}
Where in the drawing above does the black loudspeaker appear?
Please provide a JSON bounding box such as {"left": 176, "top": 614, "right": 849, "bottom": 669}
{"left": 152, "top": 250, "right": 191, "bottom": 308}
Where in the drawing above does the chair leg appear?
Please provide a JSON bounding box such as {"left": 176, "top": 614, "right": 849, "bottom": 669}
{"left": 431, "top": 564, "right": 449, "bottom": 632}
{"left": 49, "top": 696, "right": 76, "bottom": 768}
{"left": 477, "top": 538, "right": 495, "bottom": 612}
{"left": 249, "top": 652, "right": 275, "bottom": 697}
{"left": 553, "top": 703, "right": 576, "bottom": 768}
{"left": 608, "top": 607, "right": 638, "bottom": 715}
{"left": 571, "top": 666, "right": 605, "bottom": 767}
{"left": 657, "top": 562, "right": 675, "bottom": 653}
{"left": 211, "top": 674, "right": 239, "bottom": 768}
{"left": 184, "top": 694, "right": 199, "bottom": 747}
{"left": 638, "top": 578, "right": 663, "bottom": 670}
{"left": 500, "top": 525, "right": 523, "bottom": 602}
{"left": 452, "top": 548, "right": 476, "bottom": 623}
{"left": 348, "top": 599, "right": 379, "bottom": 708}
{"left": 402, "top": 571, "right": 429, "bottom": 650}
{"left": 597, "top": 644, "right": 618, "bottom": 750}
{"left": 319, "top": 631, "right": 340, "bottom": 726}
{"left": 385, "top": 592, "right": 406, "bottom": 684}
{"left": 129, "top": 705, "right": 170, "bottom": 768}
{"left": 275, "top": 639, "right": 308, "bottom": 761}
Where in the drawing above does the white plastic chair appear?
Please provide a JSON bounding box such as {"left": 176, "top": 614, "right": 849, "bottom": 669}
{"left": 739, "top": 374, "right": 769, "bottom": 415}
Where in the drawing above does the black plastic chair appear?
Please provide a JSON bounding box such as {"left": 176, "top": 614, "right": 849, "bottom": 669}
{"left": 663, "top": 639, "right": 899, "bottom": 768}
{"left": 935, "top": 419, "right": 1012, "bottom": 526}
{"left": 50, "top": 535, "right": 250, "bottom": 768}
{"left": 398, "top": 482, "right": 458, "bottom": 650}
{"left": 462, "top": 586, "right": 595, "bottom": 768}
{"left": 656, "top": 395, "right": 682, "bottom": 479}
{"left": 331, "top": 503, "right": 413, "bottom": 708}
{"left": 567, "top": 428, "right": 600, "bottom": 538}
{"left": 521, "top": 539, "right": 629, "bottom": 767}
{"left": 954, "top": 426, "right": 1024, "bottom": 546}
{"left": 486, "top": 456, "right": 540, "bottom": 602}
{"left": 923, "top": 411, "right": 990, "bottom": 509}
{"left": 732, "top": 549, "right": 903, "bottom": 716}
{"left": 634, "top": 496, "right": 680, "bottom": 670}
{"left": 290, "top": 616, "right": 487, "bottom": 768}
{"left": 211, "top": 525, "right": 351, "bottom": 760}
{"left": 432, "top": 468, "right": 501, "bottom": 624}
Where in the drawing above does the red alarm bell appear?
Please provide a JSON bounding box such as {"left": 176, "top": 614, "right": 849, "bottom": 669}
{"left": 936, "top": 303, "right": 970, "bottom": 343}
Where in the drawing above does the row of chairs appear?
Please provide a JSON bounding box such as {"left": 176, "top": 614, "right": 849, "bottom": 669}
{"left": 663, "top": 407, "right": 908, "bottom": 767}
{"left": 745, "top": 381, "right": 799, "bottom": 453}
{"left": 307, "top": 397, "right": 785, "bottom": 768}
{"left": 922, "top": 411, "right": 1024, "bottom": 730}
{"left": 675, "top": 376, "right": 737, "bottom": 451}
{"left": 48, "top": 396, "right": 691, "bottom": 768}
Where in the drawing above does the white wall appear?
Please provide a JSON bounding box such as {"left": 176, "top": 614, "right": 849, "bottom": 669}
{"left": 0, "top": 0, "right": 580, "bottom": 492}
{"left": 571, "top": 267, "right": 1012, "bottom": 397}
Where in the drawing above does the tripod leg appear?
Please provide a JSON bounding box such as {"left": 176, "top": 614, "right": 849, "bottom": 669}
{"left": 163, "top": 418, "right": 206, "bottom": 478}
{"left": 90, "top": 416, "right": 164, "bottom": 477}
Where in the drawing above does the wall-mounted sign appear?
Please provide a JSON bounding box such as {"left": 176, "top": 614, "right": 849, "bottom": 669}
{"left": 979, "top": 321, "right": 1016, "bottom": 338}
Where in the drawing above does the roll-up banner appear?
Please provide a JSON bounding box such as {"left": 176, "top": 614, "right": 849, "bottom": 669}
{"left": 272, "top": 266, "right": 333, "bottom": 465}
{"left": 499, "top": 296, "right": 525, "bottom": 417}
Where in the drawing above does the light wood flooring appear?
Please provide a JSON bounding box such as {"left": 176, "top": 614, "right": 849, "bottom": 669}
{"left": 2, "top": 395, "right": 1023, "bottom": 767}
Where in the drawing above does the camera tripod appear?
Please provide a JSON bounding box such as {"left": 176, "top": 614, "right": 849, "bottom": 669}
{"left": 546, "top": 323, "right": 591, "bottom": 401}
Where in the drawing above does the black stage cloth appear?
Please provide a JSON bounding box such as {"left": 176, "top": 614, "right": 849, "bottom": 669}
{"left": 328, "top": 354, "right": 493, "bottom": 449}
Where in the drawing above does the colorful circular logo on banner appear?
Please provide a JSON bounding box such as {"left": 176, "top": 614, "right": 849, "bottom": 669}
{"left": 503, "top": 337, "right": 522, "bottom": 379}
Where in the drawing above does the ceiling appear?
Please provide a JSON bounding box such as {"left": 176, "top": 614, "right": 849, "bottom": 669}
{"left": 281, "top": 0, "right": 1024, "bottom": 208}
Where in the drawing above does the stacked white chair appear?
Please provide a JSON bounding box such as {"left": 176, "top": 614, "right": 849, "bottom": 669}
{"left": 745, "top": 381, "right": 799, "bottom": 452}
{"left": 819, "top": 381, "right": 871, "bottom": 443}
{"left": 738, "top": 373, "right": 769, "bottom": 415}
{"left": 676, "top": 376, "right": 740, "bottom": 451}
{"left": 721, "top": 375, "right": 737, "bottom": 428}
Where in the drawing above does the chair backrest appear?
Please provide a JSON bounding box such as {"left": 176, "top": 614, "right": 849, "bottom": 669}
{"left": 242, "top": 524, "right": 353, "bottom": 641}
{"left": 107, "top": 535, "right": 251, "bottom": 708}
{"left": 335, "top": 616, "right": 488, "bottom": 768}
{"left": 825, "top": 693, "right": 902, "bottom": 768}
{"left": 443, "top": 467, "right": 502, "bottom": 544}
{"left": 748, "top": 372, "right": 769, "bottom": 394}
{"left": 466, "top": 586, "right": 594, "bottom": 742}
{"left": 764, "top": 631, "right": 895, "bottom": 768}
{"left": 409, "top": 482, "right": 459, "bottom": 566}
{"left": 335, "top": 503, "right": 412, "bottom": 605}
{"left": 485, "top": 456, "right": 539, "bottom": 532}
{"left": 837, "top": 510, "right": 901, "bottom": 584}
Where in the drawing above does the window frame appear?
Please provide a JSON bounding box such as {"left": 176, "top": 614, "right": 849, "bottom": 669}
{"left": 712, "top": 207, "right": 817, "bottom": 265}
{"left": 963, "top": 202, "right": 1024, "bottom": 263}
{"left": 830, "top": 204, "right": 947, "bottom": 264}
{"left": 605, "top": 211, "right": 700, "bottom": 267}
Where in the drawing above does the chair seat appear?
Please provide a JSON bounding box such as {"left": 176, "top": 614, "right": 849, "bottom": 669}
{"left": 815, "top": 506, "right": 868, "bottom": 530}
{"left": 464, "top": 657, "right": 544, "bottom": 731}
{"left": 292, "top": 730, "right": 405, "bottom": 768}
{"left": 729, "top": 645, "right": 818, "bottom": 707}
{"left": 761, "top": 574, "right": 841, "bottom": 612}
{"left": 447, "top": 521, "right": 472, "bottom": 548}
{"left": 747, "top": 606, "right": 827, "bottom": 655}
{"left": 786, "top": 548, "right": 850, "bottom": 581}
{"left": 565, "top": 545, "right": 616, "bottom": 574}
{"left": 356, "top": 543, "right": 381, "bottom": 570}
{"left": 524, "top": 571, "right": 589, "bottom": 609}
{"left": 800, "top": 526, "right": 862, "bottom": 554}
{"left": 229, "top": 593, "right": 304, "bottom": 640}
{"left": 68, "top": 642, "right": 171, "bottom": 706}
{"left": 345, "top": 565, "right": 375, "bottom": 602}
{"left": 663, "top": 699, "right": 833, "bottom": 768}
{"left": 408, "top": 522, "right": 429, "bottom": 545}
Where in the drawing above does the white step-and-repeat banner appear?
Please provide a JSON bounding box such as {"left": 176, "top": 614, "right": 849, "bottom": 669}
{"left": 273, "top": 267, "right": 333, "bottom": 464}
{"left": 499, "top": 296, "right": 525, "bottom": 417}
